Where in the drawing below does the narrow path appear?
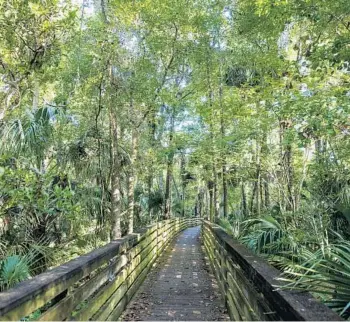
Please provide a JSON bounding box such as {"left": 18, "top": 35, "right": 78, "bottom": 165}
{"left": 122, "top": 226, "right": 229, "bottom": 321}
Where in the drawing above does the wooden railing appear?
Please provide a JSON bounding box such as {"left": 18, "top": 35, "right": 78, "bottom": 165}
{"left": 202, "top": 220, "right": 342, "bottom": 321}
{"left": 0, "top": 217, "right": 201, "bottom": 321}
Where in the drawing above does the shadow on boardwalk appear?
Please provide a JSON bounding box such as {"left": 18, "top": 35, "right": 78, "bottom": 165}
{"left": 121, "top": 226, "right": 229, "bottom": 321}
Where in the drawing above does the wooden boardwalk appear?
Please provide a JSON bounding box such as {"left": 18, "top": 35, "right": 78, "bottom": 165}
{"left": 122, "top": 226, "right": 229, "bottom": 321}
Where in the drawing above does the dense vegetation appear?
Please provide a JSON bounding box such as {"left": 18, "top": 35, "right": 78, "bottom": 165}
{"left": 0, "top": 0, "right": 349, "bottom": 318}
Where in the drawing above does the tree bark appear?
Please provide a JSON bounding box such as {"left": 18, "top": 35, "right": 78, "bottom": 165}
{"left": 241, "top": 181, "right": 247, "bottom": 216}
{"left": 109, "top": 106, "right": 122, "bottom": 240}
{"left": 261, "top": 134, "right": 270, "bottom": 209}
{"left": 180, "top": 152, "right": 186, "bottom": 217}
{"left": 264, "top": 176, "right": 270, "bottom": 209}
{"left": 197, "top": 188, "right": 204, "bottom": 218}
{"left": 219, "top": 74, "right": 228, "bottom": 218}
{"left": 280, "top": 120, "right": 294, "bottom": 211}
{"left": 250, "top": 141, "right": 261, "bottom": 214}
{"left": 127, "top": 129, "right": 138, "bottom": 234}
{"left": 163, "top": 106, "right": 175, "bottom": 219}
{"left": 205, "top": 47, "right": 219, "bottom": 221}
{"left": 213, "top": 165, "right": 219, "bottom": 218}
{"left": 208, "top": 180, "right": 214, "bottom": 221}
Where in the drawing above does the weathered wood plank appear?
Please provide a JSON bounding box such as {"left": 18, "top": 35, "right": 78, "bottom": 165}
{"left": 126, "top": 250, "right": 155, "bottom": 302}
{"left": 73, "top": 236, "right": 158, "bottom": 321}
{"left": 70, "top": 267, "right": 127, "bottom": 320}
{"left": 92, "top": 283, "right": 128, "bottom": 321}
{"left": 126, "top": 243, "right": 158, "bottom": 287}
{"left": 96, "top": 219, "right": 188, "bottom": 321}
{"left": 92, "top": 221, "right": 177, "bottom": 321}
{"left": 106, "top": 297, "right": 127, "bottom": 321}
{"left": 226, "top": 286, "right": 242, "bottom": 321}
{"left": 38, "top": 254, "right": 128, "bottom": 321}
{"left": 204, "top": 220, "right": 342, "bottom": 321}
{"left": 0, "top": 235, "right": 136, "bottom": 321}
{"left": 0, "top": 218, "right": 197, "bottom": 322}
{"left": 126, "top": 236, "right": 158, "bottom": 275}
{"left": 227, "top": 271, "right": 257, "bottom": 320}
{"left": 127, "top": 229, "right": 158, "bottom": 261}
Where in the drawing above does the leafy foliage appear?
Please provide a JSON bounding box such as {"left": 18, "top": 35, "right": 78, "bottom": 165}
{"left": 0, "top": 1, "right": 349, "bottom": 318}
{"left": 280, "top": 241, "right": 350, "bottom": 319}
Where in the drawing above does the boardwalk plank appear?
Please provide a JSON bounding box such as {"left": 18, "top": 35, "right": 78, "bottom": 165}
{"left": 121, "top": 226, "right": 229, "bottom": 321}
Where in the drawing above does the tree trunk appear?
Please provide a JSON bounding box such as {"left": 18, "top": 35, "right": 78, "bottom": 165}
{"left": 241, "top": 181, "right": 247, "bottom": 216}
{"left": 207, "top": 188, "right": 211, "bottom": 220}
{"left": 213, "top": 166, "right": 219, "bottom": 219}
{"left": 180, "top": 152, "right": 186, "bottom": 217}
{"left": 222, "top": 164, "right": 228, "bottom": 217}
{"left": 147, "top": 174, "right": 152, "bottom": 220}
{"left": 219, "top": 77, "right": 228, "bottom": 218}
{"left": 261, "top": 134, "right": 270, "bottom": 209}
{"left": 250, "top": 141, "right": 261, "bottom": 214}
{"left": 163, "top": 106, "right": 175, "bottom": 219}
{"left": 264, "top": 176, "right": 270, "bottom": 209}
{"left": 280, "top": 120, "right": 294, "bottom": 211}
{"left": 163, "top": 161, "right": 172, "bottom": 219}
{"left": 197, "top": 188, "right": 204, "bottom": 218}
{"left": 147, "top": 109, "right": 157, "bottom": 220}
{"left": 127, "top": 129, "right": 138, "bottom": 234}
{"left": 109, "top": 107, "right": 122, "bottom": 240}
{"left": 205, "top": 50, "right": 218, "bottom": 221}
{"left": 208, "top": 180, "right": 214, "bottom": 221}
{"left": 256, "top": 141, "right": 261, "bottom": 215}
{"left": 285, "top": 143, "right": 294, "bottom": 211}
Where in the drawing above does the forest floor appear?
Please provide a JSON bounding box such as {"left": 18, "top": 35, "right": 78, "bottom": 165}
{"left": 121, "top": 226, "right": 229, "bottom": 321}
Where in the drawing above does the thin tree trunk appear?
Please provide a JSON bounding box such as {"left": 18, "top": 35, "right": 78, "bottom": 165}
{"left": 213, "top": 165, "right": 219, "bottom": 218}
{"left": 163, "top": 107, "right": 175, "bottom": 219}
{"left": 256, "top": 141, "right": 261, "bottom": 215}
{"left": 127, "top": 129, "right": 138, "bottom": 234}
{"left": 250, "top": 180, "right": 255, "bottom": 213}
{"left": 197, "top": 189, "right": 203, "bottom": 218}
{"left": 219, "top": 57, "right": 228, "bottom": 218}
{"left": 96, "top": 81, "right": 105, "bottom": 228}
{"left": 278, "top": 119, "right": 285, "bottom": 211}
{"left": 204, "top": 189, "right": 208, "bottom": 219}
{"left": 164, "top": 163, "right": 172, "bottom": 219}
{"left": 241, "top": 181, "right": 247, "bottom": 216}
{"left": 296, "top": 144, "right": 310, "bottom": 209}
{"left": 205, "top": 48, "right": 219, "bottom": 221}
{"left": 250, "top": 141, "right": 261, "bottom": 214}
{"left": 109, "top": 107, "right": 121, "bottom": 239}
{"left": 280, "top": 120, "right": 294, "bottom": 211}
{"left": 285, "top": 144, "right": 294, "bottom": 211}
{"left": 261, "top": 134, "right": 270, "bottom": 209}
{"left": 147, "top": 108, "right": 157, "bottom": 221}
{"left": 208, "top": 181, "right": 214, "bottom": 221}
{"left": 147, "top": 174, "right": 152, "bottom": 220}
{"left": 180, "top": 153, "right": 186, "bottom": 217}
{"left": 264, "top": 177, "right": 270, "bottom": 209}
{"left": 222, "top": 164, "right": 228, "bottom": 217}
{"left": 254, "top": 169, "right": 261, "bottom": 215}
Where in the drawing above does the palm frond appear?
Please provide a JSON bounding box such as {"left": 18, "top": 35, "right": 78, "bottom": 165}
{"left": 0, "top": 255, "right": 31, "bottom": 291}
{"left": 279, "top": 240, "right": 350, "bottom": 319}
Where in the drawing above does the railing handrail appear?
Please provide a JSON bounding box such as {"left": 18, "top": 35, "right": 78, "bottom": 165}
{"left": 0, "top": 217, "right": 201, "bottom": 321}
{"left": 203, "top": 220, "right": 342, "bottom": 321}
{"left": 0, "top": 235, "right": 137, "bottom": 318}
